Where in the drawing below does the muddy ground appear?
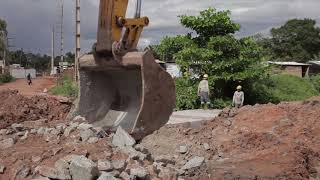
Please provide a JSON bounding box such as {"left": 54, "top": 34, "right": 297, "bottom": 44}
{"left": 0, "top": 89, "right": 320, "bottom": 179}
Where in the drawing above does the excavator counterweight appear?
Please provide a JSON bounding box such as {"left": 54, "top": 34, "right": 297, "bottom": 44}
{"left": 72, "top": 0, "right": 176, "bottom": 139}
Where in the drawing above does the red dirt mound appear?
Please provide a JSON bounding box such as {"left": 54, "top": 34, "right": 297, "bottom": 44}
{"left": 0, "top": 90, "right": 71, "bottom": 129}
{"left": 142, "top": 98, "right": 320, "bottom": 179}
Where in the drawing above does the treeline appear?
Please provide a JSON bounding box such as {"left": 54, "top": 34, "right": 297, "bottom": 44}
{"left": 151, "top": 8, "right": 320, "bottom": 109}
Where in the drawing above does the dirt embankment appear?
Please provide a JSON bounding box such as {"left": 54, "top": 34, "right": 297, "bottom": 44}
{"left": 1, "top": 89, "right": 320, "bottom": 179}
{"left": 0, "top": 90, "right": 71, "bottom": 129}
{"left": 142, "top": 98, "right": 320, "bottom": 179}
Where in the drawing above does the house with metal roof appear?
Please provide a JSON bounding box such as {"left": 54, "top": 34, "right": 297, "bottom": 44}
{"left": 268, "top": 61, "right": 311, "bottom": 78}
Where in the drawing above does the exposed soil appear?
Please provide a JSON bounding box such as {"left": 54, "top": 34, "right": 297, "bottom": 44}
{"left": 0, "top": 77, "right": 56, "bottom": 96}
{"left": 0, "top": 90, "right": 71, "bottom": 129}
{"left": 141, "top": 98, "right": 320, "bottom": 179}
{"left": 1, "top": 87, "right": 320, "bottom": 179}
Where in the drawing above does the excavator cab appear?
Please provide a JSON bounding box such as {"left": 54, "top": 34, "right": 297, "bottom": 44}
{"left": 73, "top": 0, "right": 175, "bottom": 139}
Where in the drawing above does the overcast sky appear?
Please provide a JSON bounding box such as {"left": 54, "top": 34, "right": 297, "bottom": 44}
{"left": 0, "top": 0, "right": 319, "bottom": 55}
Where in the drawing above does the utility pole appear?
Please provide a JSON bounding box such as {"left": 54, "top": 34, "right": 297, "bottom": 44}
{"left": 60, "top": 0, "right": 64, "bottom": 63}
{"left": 75, "top": 0, "right": 80, "bottom": 83}
{"left": 51, "top": 26, "right": 55, "bottom": 75}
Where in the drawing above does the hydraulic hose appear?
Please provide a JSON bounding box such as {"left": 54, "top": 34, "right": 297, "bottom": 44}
{"left": 134, "top": 0, "right": 142, "bottom": 18}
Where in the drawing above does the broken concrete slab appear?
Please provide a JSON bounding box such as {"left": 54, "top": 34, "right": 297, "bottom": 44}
{"left": 88, "top": 137, "right": 99, "bottom": 144}
{"left": 0, "top": 138, "right": 15, "bottom": 150}
{"left": 80, "top": 129, "right": 95, "bottom": 142}
{"left": 97, "top": 172, "right": 118, "bottom": 180}
{"left": 37, "top": 165, "right": 71, "bottom": 180}
{"left": 69, "top": 155, "right": 99, "bottom": 180}
{"left": 77, "top": 123, "right": 93, "bottom": 130}
{"left": 112, "top": 126, "right": 136, "bottom": 147}
{"left": 181, "top": 156, "right": 205, "bottom": 170}
{"left": 112, "top": 160, "right": 126, "bottom": 171}
{"left": 119, "top": 146, "right": 147, "bottom": 161}
{"left": 203, "top": 143, "right": 210, "bottom": 151}
{"left": 130, "top": 167, "right": 149, "bottom": 179}
{"left": 11, "top": 123, "right": 24, "bottom": 132}
{"left": 179, "top": 145, "right": 188, "bottom": 154}
{"left": 154, "top": 155, "right": 176, "bottom": 166}
{"left": 98, "top": 160, "right": 113, "bottom": 172}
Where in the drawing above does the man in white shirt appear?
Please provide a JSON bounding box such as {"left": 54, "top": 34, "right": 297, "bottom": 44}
{"left": 232, "top": 85, "right": 244, "bottom": 108}
{"left": 198, "top": 74, "right": 211, "bottom": 109}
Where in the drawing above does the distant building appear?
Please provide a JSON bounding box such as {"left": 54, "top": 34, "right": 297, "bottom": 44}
{"left": 0, "top": 60, "right": 4, "bottom": 74}
{"left": 9, "top": 64, "right": 36, "bottom": 79}
{"left": 309, "top": 61, "right": 320, "bottom": 76}
{"left": 268, "top": 61, "right": 310, "bottom": 78}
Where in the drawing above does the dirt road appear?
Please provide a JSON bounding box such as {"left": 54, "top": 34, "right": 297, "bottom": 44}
{"left": 0, "top": 76, "right": 56, "bottom": 96}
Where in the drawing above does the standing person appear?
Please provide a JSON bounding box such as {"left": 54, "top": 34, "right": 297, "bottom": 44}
{"left": 232, "top": 85, "right": 244, "bottom": 108}
{"left": 198, "top": 74, "right": 211, "bottom": 109}
{"left": 27, "top": 73, "right": 32, "bottom": 86}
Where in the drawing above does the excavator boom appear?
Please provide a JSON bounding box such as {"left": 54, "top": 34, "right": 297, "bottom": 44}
{"left": 72, "top": 0, "right": 176, "bottom": 139}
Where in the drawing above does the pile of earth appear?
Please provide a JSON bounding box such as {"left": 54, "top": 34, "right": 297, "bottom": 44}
{"left": 0, "top": 90, "right": 71, "bottom": 129}
{"left": 141, "top": 98, "right": 320, "bottom": 179}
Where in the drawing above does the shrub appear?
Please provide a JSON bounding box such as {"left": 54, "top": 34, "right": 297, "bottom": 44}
{"left": 175, "top": 78, "right": 199, "bottom": 110}
{"left": 50, "top": 76, "right": 78, "bottom": 98}
{"left": 310, "top": 75, "right": 320, "bottom": 93}
{"left": 0, "top": 74, "right": 14, "bottom": 84}
{"left": 269, "top": 75, "right": 319, "bottom": 102}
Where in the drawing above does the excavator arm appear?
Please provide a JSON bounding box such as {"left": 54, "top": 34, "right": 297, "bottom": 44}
{"left": 96, "top": 0, "right": 149, "bottom": 54}
{"left": 72, "top": 0, "right": 176, "bottom": 140}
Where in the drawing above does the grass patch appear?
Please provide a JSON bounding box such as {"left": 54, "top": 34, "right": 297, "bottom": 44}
{"left": 261, "top": 75, "right": 319, "bottom": 103}
{"left": 50, "top": 75, "right": 78, "bottom": 98}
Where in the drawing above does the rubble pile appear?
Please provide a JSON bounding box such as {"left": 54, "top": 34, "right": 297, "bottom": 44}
{"left": 0, "top": 90, "right": 71, "bottom": 129}
{"left": 1, "top": 89, "right": 320, "bottom": 179}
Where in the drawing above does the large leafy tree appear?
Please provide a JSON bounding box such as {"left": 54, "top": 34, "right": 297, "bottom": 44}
{"left": 154, "top": 8, "right": 266, "bottom": 109}
{"left": 260, "top": 19, "right": 320, "bottom": 62}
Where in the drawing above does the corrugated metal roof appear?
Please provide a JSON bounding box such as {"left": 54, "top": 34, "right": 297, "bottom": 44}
{"left": 268, "top": 61, "right": 310, "bottom": 66}
{"left": 309, "top": 61, "right": 320, "bottom": 65}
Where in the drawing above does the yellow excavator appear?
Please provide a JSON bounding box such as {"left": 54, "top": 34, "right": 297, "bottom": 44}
{"left": 73, "top": 0, "right": 176, "bottom": 139}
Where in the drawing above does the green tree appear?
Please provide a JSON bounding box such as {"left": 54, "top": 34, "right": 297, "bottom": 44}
{"left": 154, "top": 8, "right": 267, "bottom": 109}
{"left": 150, "top": 35, "right": 195, "bottom": 62}
{"left": 260, "top": 19, "right": 320, "bottom": 62}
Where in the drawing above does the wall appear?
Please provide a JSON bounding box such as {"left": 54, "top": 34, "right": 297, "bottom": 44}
{"left": 10, "top": 68, "right": 36, "bottom": 79}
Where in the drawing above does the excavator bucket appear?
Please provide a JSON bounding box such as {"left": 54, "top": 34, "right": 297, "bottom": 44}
{"left": 74, "top": 50, "right": 176, "bottom": 139}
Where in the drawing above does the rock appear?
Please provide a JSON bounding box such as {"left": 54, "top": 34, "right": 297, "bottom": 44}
{"left": 30, "top": 129, "right": 37, "bottom": 134}
{"left": 37, "top": 165, "right": 71, "bottom": 180}
{"left": 12, "top": 123, "right": 24, "bottom": 132}
{"left": 20, "top": 131, "right": 29, "bottom": 140}
{"left": 52, "top": 147, "right": 63, "bottom": 156}
{"left": 77, "top": 123, "right": 93, "bottom": 130}
{"left": 134, "top": 144, "right": 149, "bottom": 154}
{"left": 0, "top": 129, "right": 6, "bottom": 135}
{"left": 97, "top": 172, "right": 118, "bottom": 180}
{"left": 64, "top": 125, "right": 77, "bottom": 137}
{"left": 13, "top": 164, "right": 30, "bottom": 179}
{"left": 179, "top": 145, "right": 188, "bottom": 154}
{"left": 5, "top": 128, "right": 15, "bottom": 135}
{"left": 112, "top": 160, "right": 126, "bottom": 171}
{"left": 119, "top": 171, "right": 130, "bottom": 180}
{"left": 23, "top": 119, "right": 47, "bottom": 129}
{"left": 37, "top": 127, "right": 46, "bottom": 135}
{"left": 155, "top": 155, "right": 176, "bottom": 165}
{"left": 181, "top": 156, "right": 205, "bottom": 170}
{"left": 98, "top": 160, "right": 113, "bottom": 171}
{"left": 55, "top": 159, "right": 71, "bottom": 179}
{"left": 158, "top": 167, "right": 178, "bottom": 180}
{"left": 73, "top": 115, "right": 86, "bottom": 122}
{"left": 120, "top": 146, "right": 147, "bottom": 161}
{"left": 69, "top": 155, "right": 99, "bottom": 180}
{"left": 31, "top": 176, "right": 51, "bottom": 180}
{"left": 31, "top": 156, "right": 42, "bottom": 163}
{"left": 110, "top": 170, "right": 120, "bottom": 177}
{"left": 93, "top": 127, "right": 108, "bottom": 138}
{"left": 0, "top": 163, "right": 5, "bottom": 174}
{"left": 130, "top": 167, "right": 149, "bottom": 179}
{"left": 203, "top": 143, "right": 210, "bottom": 151}
{"left": 16, "top": 131, "right": 25, "bottom": 136}
{"left": 80, "top": 129, "right": 95, "bottom": 142}
{"left": 88, "top": 137, "right": 99, "bottom": 144}
{"left": 112, "top": 126, "right": 136, "bottom": 147}
{"left": 0, "top": 138, "right": 15, "bottom": 149}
